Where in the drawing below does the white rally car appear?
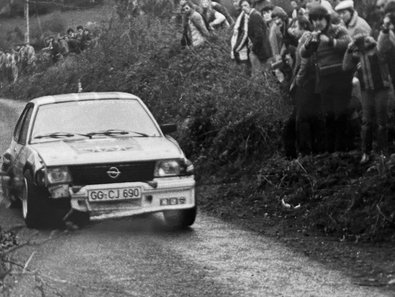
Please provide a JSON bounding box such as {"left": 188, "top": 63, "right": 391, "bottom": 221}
{"left": 1, "top": 92, "right": 196, "bottom": 229}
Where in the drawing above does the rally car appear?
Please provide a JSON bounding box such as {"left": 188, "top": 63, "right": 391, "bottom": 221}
{"left": 1, "top": 92, "right": 196, "bottom": 229}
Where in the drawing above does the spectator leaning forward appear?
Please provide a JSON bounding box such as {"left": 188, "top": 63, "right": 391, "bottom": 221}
{"left": 300, "top": 4, "right": 353, "bottom": 153}
{"left": 200, "top": 0, "right": 230, "bottom": 31}
{"left": 212, "top": 0, "right": 234, "bottom": 26}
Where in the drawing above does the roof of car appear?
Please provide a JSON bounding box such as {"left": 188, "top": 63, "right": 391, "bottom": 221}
{"left": 29, "top": 92, "right": 141, "bottom": 106}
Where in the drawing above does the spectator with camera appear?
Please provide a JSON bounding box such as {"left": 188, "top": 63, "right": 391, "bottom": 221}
{"left": 288, "top": 16, "right": 324, "bottom": 155}
{"left": 343, "top": 32, "right": 392, "bottom": 163}
{"left": 300, "top": 4, "right": 353, "bottom": 153}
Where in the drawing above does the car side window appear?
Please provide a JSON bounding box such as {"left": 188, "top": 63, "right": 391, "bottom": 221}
{"left": 13, "top": 107, "right": 29, "bottom": 142}
{"left": 19, "top": 106, "right": 34, "bottom": 144}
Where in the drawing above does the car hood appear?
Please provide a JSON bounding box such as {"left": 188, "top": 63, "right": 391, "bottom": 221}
{"left": 31, "top": 137, "right": 183, "bottom": 166}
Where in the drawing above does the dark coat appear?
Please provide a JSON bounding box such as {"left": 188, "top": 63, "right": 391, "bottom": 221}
{"left": 247, "top": 9, "right": 272, "bottom": 62}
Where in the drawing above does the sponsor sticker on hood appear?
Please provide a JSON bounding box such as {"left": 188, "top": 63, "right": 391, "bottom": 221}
{"left": 70, "top": 138, "right": 141, "bottom": 154}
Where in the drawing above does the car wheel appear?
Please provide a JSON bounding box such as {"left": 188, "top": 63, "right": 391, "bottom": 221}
{"left": 163, "top": 206, "right": 197, "bottom": 229}
{"left": 22, "top": 170, "right": 46, "bottom": 228}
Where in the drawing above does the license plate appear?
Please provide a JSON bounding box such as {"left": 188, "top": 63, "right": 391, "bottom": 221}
{"left": 88, "top": 187, "right": 142, "bottom": 202}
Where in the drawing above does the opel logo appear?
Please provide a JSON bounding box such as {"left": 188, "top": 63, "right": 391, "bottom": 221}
{"left": 107, "top": 167, "right": 121, "bottom": 179}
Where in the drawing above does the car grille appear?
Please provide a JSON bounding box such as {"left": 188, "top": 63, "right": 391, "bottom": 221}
{"left": 69, "top": 161, "right": 156, "bottom": 185}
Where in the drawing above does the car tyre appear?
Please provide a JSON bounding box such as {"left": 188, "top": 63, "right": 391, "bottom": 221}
{"left": 22, "top": 170, "right": 46, "bottom": 228}
{"left": 163, "top": 206, "right": 197, "bottom": 229}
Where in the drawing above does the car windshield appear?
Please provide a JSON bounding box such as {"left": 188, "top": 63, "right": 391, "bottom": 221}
{"left": 31, "top": 99, "right": 161, "bottom": 143}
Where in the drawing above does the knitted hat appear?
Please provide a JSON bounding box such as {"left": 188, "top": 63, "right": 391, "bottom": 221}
{"left": 271, "top": 6, "right": 287, "bottom": 19}
{"left": 308, "top": 4, "right": 329, "bottom": 18}
{"left": 335, "top": 0, "right": 354, "bottom": 12}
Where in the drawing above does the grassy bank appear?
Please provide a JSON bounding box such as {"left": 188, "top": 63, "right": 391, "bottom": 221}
{"left": 1, "top": 10, "right": 394, "bottom": 242}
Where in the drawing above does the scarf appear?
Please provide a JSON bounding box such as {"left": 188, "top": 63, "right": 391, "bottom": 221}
{"left": 230, "top": 10, "right": 251, "bottom": 62}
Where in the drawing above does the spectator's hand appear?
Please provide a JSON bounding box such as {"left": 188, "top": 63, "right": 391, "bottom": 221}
{"left": 304, "top": 33, "right": 320, "bottom": 51}
{"left": 384, "top": 15, "right": 391, "bottom": 29}
{"left": 347, "top": 41, "right": 357, "bottom": 53}
{"left": 381, "top": 15, "right": 391, "bottom": 32}
{"left": 319, "top": 34, "right": 330, "bottom": 43}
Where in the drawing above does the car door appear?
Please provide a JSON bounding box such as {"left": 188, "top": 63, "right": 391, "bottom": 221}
{"left": 9, "top": 103, "right": 35, "bottom": 183}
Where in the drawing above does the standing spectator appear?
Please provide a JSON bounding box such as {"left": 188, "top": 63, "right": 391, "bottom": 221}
{"left": 334, "top": 0, "right": 372, "bottom": 151}
{"left": 182, "top": 2, "right": 210, "bottom": 47}
{"left": 262, "top": 5, "right": 274, "bottom": 28}
{"left": 179, "top": 0, "right": 200, "bottom": 47}
{"left": 334, "top": 0, "right": 372, "bottom": 37}
{"left": 378, "top": 9, "right": 395, "bottom": 88}
{"left": 291, "top": 16, "right": 324, "bottom": 155}
{"left": 269, "top": 6, "right": 289, "bottom": 58}
{"left": 232, "top": 0, "right": 272, "bottom": 78}
{"left": 231, "top": 3, "right": 249, "bottom": 72}
{"left": 300, "top": 4, "right": 353, "bottom": 152}
{"left": 269, "top": 6, "right": 289, "bottom": 82}
{"left": 343, "top": 33, "right": 392, "bottom": 162}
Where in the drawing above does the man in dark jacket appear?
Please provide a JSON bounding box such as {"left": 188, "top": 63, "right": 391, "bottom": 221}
{"left": 300, "top": 4, "right": 353, "bottom": 152}
{"left": 240, "top": 0, "right": 272, "bottom": 78}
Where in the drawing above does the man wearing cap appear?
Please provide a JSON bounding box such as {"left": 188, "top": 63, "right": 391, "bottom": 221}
{"left": 335, "top": 0, "right": 371, "bottom": 37}
{"left": 300, "top": 4, "right": 353, "bottom": 152}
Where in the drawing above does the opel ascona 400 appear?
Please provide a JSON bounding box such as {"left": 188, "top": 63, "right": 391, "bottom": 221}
{"left": 1, "top": 92, "right": 196, "bottom": 229}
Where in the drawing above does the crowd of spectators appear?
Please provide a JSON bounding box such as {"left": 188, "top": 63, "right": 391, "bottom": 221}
{"left": 42, "top": 24, "right": 95, "bottom": 63}
{"left": 178, "top": 0, "right": 395, "bottom": 164}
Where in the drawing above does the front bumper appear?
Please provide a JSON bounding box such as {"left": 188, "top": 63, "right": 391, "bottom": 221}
{"left": 67, "top": 177, "right": 195, "bottom": 220}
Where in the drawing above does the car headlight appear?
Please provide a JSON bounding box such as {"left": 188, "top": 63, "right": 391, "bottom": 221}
{"left": 46, "top": 167, "right": 72, "bottom": 184}
{"left": 154, "top": 159, "right": 194, "bottom": 177}
{"left": 35, "top": 168, "right": 46, "bottom": 186}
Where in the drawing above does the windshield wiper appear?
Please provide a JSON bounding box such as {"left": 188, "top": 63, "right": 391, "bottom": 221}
{"left": 86, "top": 129, "right": 149, "bottom": 137}
{"left": 34, "top": 132, "right": 91, "bottom": 139}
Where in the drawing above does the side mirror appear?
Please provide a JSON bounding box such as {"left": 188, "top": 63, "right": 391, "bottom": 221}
{"left": 160, "top": 123, "right": 177, "bottom": 135}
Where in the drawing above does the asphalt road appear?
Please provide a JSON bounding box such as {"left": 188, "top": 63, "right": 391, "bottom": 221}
{"left": 0, "top": 98, "right": 391, "bottom": 297}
